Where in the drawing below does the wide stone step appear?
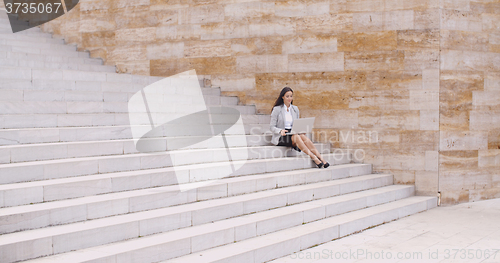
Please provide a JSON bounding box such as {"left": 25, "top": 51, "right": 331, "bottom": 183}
{"left": 165, "top": 196, "right": 437, "bottom": 263}
{"left": 0, "top": 165, "right": 376, "bottom": 235}
{"left": 0, "top": 32, "right": 65, "bottom": 44}
{"left": 0, "top": 89, "right": 238, "bottom": 106}
{"left": 0, "top": 44, "right": 87, "bottom": 56}
{"left": 5, "top": 51, "right": 103, "bottom": 65}
{"left": 0, "top": 174, "right": 397, "bottom": 263}
{"left": 0, "top": 58, "right": 115, "bottom": 72}
{"left": 13, "top": 188, "right": 434, "bottom": 263}
{"left": 0, "top": 111, "right": 269, "bottom": 129}
{"left": 0, "top": 148, "right": 345, "bottom": 185}
{"left": 0, "top": 99, "right": 254, "bottom": 114}
{"left": 0, "top": 78, "right": 220, "bottom": 95}
{"left": 0, "top": 153, "right": 356, "bottom": 210}
{"left": 0, "top": 121, "right": 270, "bottom": 146}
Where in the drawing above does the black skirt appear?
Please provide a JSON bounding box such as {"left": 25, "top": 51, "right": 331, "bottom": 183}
{"left": 277, "top": 128, "right": 293, "bottom": 147}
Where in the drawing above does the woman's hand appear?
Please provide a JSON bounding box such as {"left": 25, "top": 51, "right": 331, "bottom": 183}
{"left": 280, "top": 129, "right": 286, "bottom": 136}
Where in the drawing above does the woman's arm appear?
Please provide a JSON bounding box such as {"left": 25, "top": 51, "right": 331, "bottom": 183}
{"left": 270, "top": 107, "right": 282, "bottom": 134}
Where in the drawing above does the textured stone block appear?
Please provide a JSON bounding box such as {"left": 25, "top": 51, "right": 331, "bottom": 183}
{"left": 179, "top": 4, "right": 225, "bottom": 24}
{"left": 338, "top": 31, "right": 397, "bottom": 52}
{"left": 212, "top": 74, "right": 256, "bottom": 91}
{"left": 275, "top": 1, "right": 330, "bottom": 17}
{"left": 282, "top": 35, "right": 337, "bottom": 54}
{"left": 440, "top": 131, "right": 488, "bottom": 151}
{"left": 425, "top": 150, "right": 439, "bottom": 171}
{"left": 472, "top": 91, "right": 500, "bottom": 107}
{"left": 224, "top": 2, "right": 275, "bottom": 20}
{"left": 184, "top": 40, "right": 231, "bottom": 58}
{"left": 353, "top": 10, "right": 414, "bottom": 32}
{"left": 397, "top": 29, "right": 439, "bottom": 50}
{"left": 115, "top": 28, "right": 156, "bottom": 44}
{"left": 404, "top": 50, "right": 439, "bottom": 71}
{"left": 249, "top": 17, "right": 296, "bottom": 37}
{"left": 288, "top": 53, "right": 344, "bottom": 72}
{"left": 345, "top": 51, "right": 404, "bottom": 71}
{"left": 485, "top": 71, "right": 500, "bottom": 91}
{"left": 410, "top": 90, "right": 439, "bottom": 110}
{"left": 422, "top": 69, "right": 439, "bottom": 90}
{"left": 415, "top": 9, "right": 440, "bottom": 29}
{"left": 236, "top": 55, "right": 288, "bottom": 73}
{"left": 441, "top": 9, "right": 482, "bottom": 32}
{"left": 470, "top": 111, "right": 500, "bottom": 131}
{"left": 295, "top": 13, "right": 353, "bottom": 33}
{"left": 415, "top": 171, "right": 438, "bottom": 195}
{"left": 420, "top": 110, "right": 439, "bottom": 131}
{"left": 151, "top": 57, "right": 236, "bottom": 76}
{"left": 108, "top": 46, "right": 147, "bottom": 61}
{"left": 359, "top": 110, "right": 419, "bottom": 130}
{"left": 231, "top": 37, "right": 283, "bottom": 55}
{"left": 478, "top": 150, "right": 500, "bottom": 168}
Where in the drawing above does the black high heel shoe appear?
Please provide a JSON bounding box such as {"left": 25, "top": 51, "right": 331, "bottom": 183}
{"left": 313, "top": 157, "right": 324, "bottom": 168}
{"left": 323, "top": 162, "right": 330, "bottom": 168}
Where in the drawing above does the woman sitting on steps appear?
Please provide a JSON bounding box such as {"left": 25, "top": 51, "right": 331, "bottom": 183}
{"left": 269, "top": 87, "right": 330, "bottom": 168}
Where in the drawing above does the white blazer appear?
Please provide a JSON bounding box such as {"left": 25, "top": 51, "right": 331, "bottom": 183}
{"left": 269, "top": 104, "right": 300, "bottom": 145}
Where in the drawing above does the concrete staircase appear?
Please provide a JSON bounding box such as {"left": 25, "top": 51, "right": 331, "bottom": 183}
{"left": 0, "top": 10, "right": 437, "bottom": 263}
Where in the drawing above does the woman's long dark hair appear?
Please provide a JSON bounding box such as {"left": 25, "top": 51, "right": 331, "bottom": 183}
{"left": 272, "top": 87, "right": 293, "bottom": 111}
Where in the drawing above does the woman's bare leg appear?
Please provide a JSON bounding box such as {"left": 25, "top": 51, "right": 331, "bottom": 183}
{"left": 299, "top": 134, "right": 327, "bottom": 163}
{"left": 292, "top": 134, "right": 321, "bottom": 164}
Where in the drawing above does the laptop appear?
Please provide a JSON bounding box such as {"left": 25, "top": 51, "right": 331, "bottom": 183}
{"left": 285, "top": 117, "right": 315, "bottom": 135}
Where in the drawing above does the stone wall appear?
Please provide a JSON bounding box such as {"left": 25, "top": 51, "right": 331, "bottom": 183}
{"left": 35, "top": 0, "right": 500, "bottom": 205}
{"left": 439, "top": 1, "right": 500, "bottom": 204}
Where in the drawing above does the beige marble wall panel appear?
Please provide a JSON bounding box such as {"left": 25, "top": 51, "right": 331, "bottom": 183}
{"left": 440, "top": 30, "right": 489, "bottom": 52}
{"left": 441, "top": 9, "right": 482, "bottom": 32}
{"left": 490, "top": 33, "right": 500, "bottom": 53}
{"left": 255, "top": 72, "right": 368, "bottom": 92}
{"left": 489, "top": 129, "right": 500, "bottom": 149}
{"left": 440, "top": 131, "right": 488, "bottom": 151}
{"left": 231, "top": 37, "right": 283, "bottom": 55}
{"left": 482, "top": 14, "right": 500, "bottom": 34}
{"left": 201, "top": 23, "right": 225, "bottom": 40}
{"left": 366, "top": 150, "right": 425, "bottom": 170}
{"left": 108, "top": 46, "right": 148, "bottom": 61}
{"left": 440, "top": 109, "right": 469, "bottom": 131}
{"left": 425, "top": 150, "right": 439, "bottom": 171}
{"left": 156, "top": 26, "right": 180, "bottom": 40}
{"left": 274, "top": 1, "right": 330, "bottom": 17}
{"left": 114, "top": 8, "right": 178, "bottom": 29}
{"left": 184, "top": 40, "right": 231, "bottom": 58}
{"left": 415, "top": 171, "right": 438, "bottom": 195}
{"left": 358, "top": 110, "right": 420, "bottom": 130}
{"left": 410, "top": 90, "right": 439, "bottom": 110}
{"left": 404, "top": 50, "right": 439, "bottom": 71}
{"left": 288, "top": 53, "right": 344, "bottom": 72}
{"left": 115, "top": 0, "right": 150, "bottom": 9}
{"left": 401, "top": 130, "right": 439, "bottom": 147}
{"left": 212, "top": 74, "right": 256, "bottom": 91}
{"left": 470, "top": 1, "right": 500, "bottom": 14}
{"left": 282, "top": 35, "right": 337, "bottom": 54}
{"left": 397, "top": 29, "right": 439, "bottom": 50}
{"left": 223, "top": 21, "right": 249, "bottom": 39}
{"left": 441, "top": 50, "right": 500, "bottom": 71}
{"left": 236, "top": 55, "right": 288, "bottom": 73}
{"left": 422, "top": 69, "right": 439, "bottom": 90}
{"left": 472, "top": 91, "right": 500, "bottom": 107}
{"left": 224, "top": 2, "right": 275, "bottom": 20}
{"left": 420, "top": 110, "right": 439, "bottom": 131}
{"left": 353, "top": 10, "right": 414, "bottom": 32}
{"left": 79, "top": 0, "right": 113, "bottom": 11}
{"left": 414, "top": 9, "right": 440, "bottom": 29}
{"left": 115, "top": 60, "right": 150, "bottom": 75}
{"left": 485, "top": 71, "right": 500, "bottom": 91}
{"left": 478, "top": 150, "right": 500, "bottom": 168}
{"left": 79, "top": 10, "right": 116, "bottom": 33}
{"left": 307, "top": 110, "right": 358, "bottom": 129}
{"left": 365, "top": 70, "right": 421, "bottom": 91}
{"left": 295, "top": 14, "right": 353, "bottom": 34}
{"left": 82, "top": 32, "right": 116, "bottom": 48}
{"left": 469, "top": 187, "right": 500, "bottom": 202}
{"left": 348, "top": 90, "right": 410, "bottom": 111}
{"left": 249, "top": 17, "right": 296, "bottom": 37}
{"left": 470, "top": 111, "right": 500, "bottom": 130}
{"left": 338, "top": 31, "right": 397, "bottom": 52}
{"left": 345, "top": 51, "right": 404, "bottom": 71}
{"left": 439, "top": 151, "right": 479, "bottom": 170}
{"left": 147, "top": 42, "right": 184, "bottom": 59}
{"left": 178, "top": 4, "right": 224, "bottom": 24}
{"left": 440, "top": 0, "right": 471, "bottom": 11}
{"left": 151, "top": 57, "right": 236, "bottom": 76}
{"left": 344, "top": 0, "right": 437, "bottom": 13}
{"left": 115, "top": 28, "right": 156, "bottom": 44}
